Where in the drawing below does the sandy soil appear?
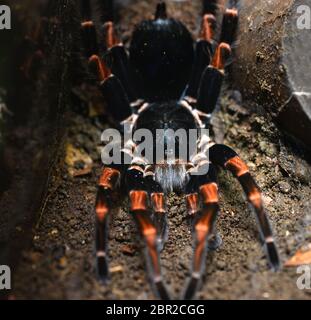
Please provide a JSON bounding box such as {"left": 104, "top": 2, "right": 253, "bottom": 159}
{"left": 12, "top": 0, "right": 311, "bottom": 300}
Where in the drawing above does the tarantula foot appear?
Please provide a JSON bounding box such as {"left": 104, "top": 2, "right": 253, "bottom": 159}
{"left": 96, "top": 254, "right": 109, "bottom": 284}
{"left": 207, "top": 233, "right": 222, "bottom": 251}
{"left": 157, "top": 236, "right": 166, "bottom": 252}
{"left": 154, "top": 214, "right": 168, "bottom": 252}
{"left": 154, "top": 277, "right": 171, "bottom": 300}
{"left": 183, "top": 273, "right": 200, "bottom": 300}
{"left": 266, "top": 241, "right": 281, "bottom": 271}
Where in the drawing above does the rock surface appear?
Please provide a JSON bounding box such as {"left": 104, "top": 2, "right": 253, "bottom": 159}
{"left": 233, "top": 0, "right": 311, "bottom": 148}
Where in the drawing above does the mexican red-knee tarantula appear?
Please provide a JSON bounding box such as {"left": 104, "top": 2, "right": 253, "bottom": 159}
{"left": 79, "top": 0, "right": 280, "bottom": 300}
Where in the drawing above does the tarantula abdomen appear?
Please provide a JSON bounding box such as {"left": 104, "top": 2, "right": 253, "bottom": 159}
{"left": 129, "top": 17, "right": 194, "bottom": 101}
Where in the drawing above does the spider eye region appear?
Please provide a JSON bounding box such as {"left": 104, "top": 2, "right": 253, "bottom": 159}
{"left": 129, "top": 18, "right": 194, "bottom": 101}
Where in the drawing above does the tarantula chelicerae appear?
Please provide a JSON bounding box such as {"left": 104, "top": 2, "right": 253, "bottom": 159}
{"left": 79, "top": 0, "right": 280, "bottom": 300}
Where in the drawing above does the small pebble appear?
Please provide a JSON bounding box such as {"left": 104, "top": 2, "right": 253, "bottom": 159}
{"left": 278, "top": 181, "right": 291, "bottom": 194}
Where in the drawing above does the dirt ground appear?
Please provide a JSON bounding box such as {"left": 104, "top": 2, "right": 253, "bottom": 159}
{"left": 12, "top": 0, "right": 311, "bottom": 300}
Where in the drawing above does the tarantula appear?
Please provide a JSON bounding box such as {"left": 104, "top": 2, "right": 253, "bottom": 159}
{"left": 79, "top": 0, "right": 280, "bottom": 300}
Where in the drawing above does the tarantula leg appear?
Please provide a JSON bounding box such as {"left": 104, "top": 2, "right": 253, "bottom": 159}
{"left": 186, "top": 40, "right": 212, "bottom": 100}
{"left": 186, "top": 13, "right": 217, "bottom": 100}
{"left": 151, "top": 192, "right": 168, "bottom": 251}
{"left": 81, "top": 22, "right": 111, "bottom": 82}
{"left": 195, "top": 42, "right": 231, "bottom": 114}
{"left": 194, "top": 7, "right": 238, "bottom": 113}
{"left": 81, "top": 0, "right": 92, "bottom": 21}
{"left": 196, "top": 66, "right": 223, "bottom": 114}
{"left": 101, "top": 22, "right": 136, "bottom": 101}
{"left": 185, "top": 173, "right": 222, "bottom": 250}
{"left": 145, "top": 170, "right": 168, "bottom": 251}
{"left": 203, "top": 0, "right": 219, "bottom": 16}
{"left": 209, "top": 144, "right": 280, "bottom": 270}
{"left": 109, "top": 45, "right": 136, "bottom": 101}
{"left": 88, "top": 54, "right": 111, "bottom": 81}
{"left": 126, "top": 167, "right": 171, "bottom": 300}
{"left": 97, "top": 0, "right": 114, "bottom": 23}
{"left": 99, "top": 75, "right": 132, "bottom": 122}
{"left": 220, "top": 8, "right": 239, "bottom": 45}
{"left": 184, "top": 165, "right": 220, "bottom": 300}
{"left": 211, "top": 42, "right": 231, "bottom": 70}
{"left": 95, "top": 166, "right": 121, "bottom": 282}
{"left": 81, "top": 21, "right": 99, "bottom": 58}
{"left": 200, "top": 14, "right": 216, "bottom": 43}
{"left": 102, "top": 21, "right": 119, "bottom": 49}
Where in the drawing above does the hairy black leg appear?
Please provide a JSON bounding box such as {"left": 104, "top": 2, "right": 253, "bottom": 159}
{"left": 220, "top": 8, "right": 239, "bottom": 45}
{"left": 186, "top": 40, "right": 213, "bottom": 100}
{"left": 126, "top": 167, "right": 171, "bottom": 300}
{"left": 99, "top": 75, "right": 132, "bottom": 122}
{"left": 103, "top": 22, "right": 136, "bottom": 101}
{"left": 196, "top": 42, "right": 230, "bottom": 114}
{"left": 203, "top": 0, "right": 219, "bottom": 16}
{"left": 209, "top": 144, "right": 280, "bottom": 270}
{"left": 80, "top": 0, "right": 114, "bottom": 25}
{"left": 183, "top": 163, "right": 220, "bottom": 300}
{"left": 97, "top": 0, "right": 114, "bottom": 23}
{"left": 95, "top": 166, "right": 121, "bottom": 282}
{"left": 81, "top": 21, "right": 99, "bottom": 58}
{"left": 81, "top": 0, "right": 92, "bottom": 21}
{"left": 109, "top": 45, "right": 136, "bottom": 101}
{"left": 196, "top": 65, "right": 223, "bottom": 114}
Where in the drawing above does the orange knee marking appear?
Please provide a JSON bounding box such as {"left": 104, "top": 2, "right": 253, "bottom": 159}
{"left": 96, "top": 201, "right": 109, "bottom": 222}
{"left": 136, "top": 215, "right": 159, "bottom": 274}
{"left": 145, "top": 230, "right": 160, "bottom": 274}
{"left": 137, "top": 214, "right": 157, "bottom": 237}
{"left": 81, "top": 20, "right": 94, "bottom": 28}
{"left": 249, "top": 188, "right": 262, "bottom": 209}
{"left": 129, "top": 190, "right": 148, "bottom": 211}
{"left": 224, "top": 156, "right": 249, "bottom": 177}
{"left": 186, "top": 193, "right": 199, "bottom": 215}
{"left": 104, "top": 21, "right": 119, "bottom": 48}
{"left": 151, "top": 193, "right": 166, "bottom": 213}
{"left": 195, "top": 211, "right": 213, "bottom": 235}
{"left": 200, "top": 183, "right": 219, "bottom": 204}
{"left": 194, "top": 215, "right": 213, "bottom": 271}
{"left": 98, "top": 167, "right": 120, "bottom": 190}
{"left": 211, "top": 42, "right": 231, "bottom": 71}
{"left": 194, "top": 236, "right": 206, "bottom": 271}
{"left": 200, "top": 14, "right": 215, "bottom": 41}
{"left": 88, "top": 55, "right": 111, "bottom": 81}
{"left": 225, "top": 8, "right": 238, "bottom": 19}
{"left": 144, "top": 227, "right": 157, "bottom": 238}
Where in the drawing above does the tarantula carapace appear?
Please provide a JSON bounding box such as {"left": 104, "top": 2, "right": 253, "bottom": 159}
{"left": 79, "top": 0, "right": 280, "bottom": 300}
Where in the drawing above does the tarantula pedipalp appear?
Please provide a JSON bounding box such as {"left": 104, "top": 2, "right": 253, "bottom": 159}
{"left": 79, "top": 0, "right": 280, "bottom": 300}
